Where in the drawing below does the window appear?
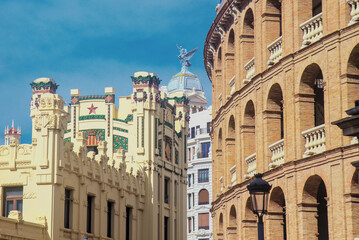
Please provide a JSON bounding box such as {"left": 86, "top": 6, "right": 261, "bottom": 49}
{"left": 164, "top": 216, "right": 169, "bottom": 240}
{"left": 174, "top": 181, "right": 177, "bottom": 207}
{"left": 188, "top": 194, "right": 191, "bottom": 209}
{"left": 198, "top": 189, "right": 209, "bottom": 205}
{"left": 64, "top": 188, "right": 73, "bottom": 229}
{"left": 201, "top": 142, "right": 211, "bottom": 158}
{"left": 191, "top": 127, "right": 195, "bottom": 138}
{"left": 188, "top": 175, "right": 191, "bottom": 187}
{"left": 126, "top": 207, "right": 132, "bottom": 240}
{"left": 207, "top": 122, "right": 211, "bottom": 133}
{"left": 87, "top": 195, "right": 94, "bottom": 233}
{"left": 188, "top": 148, "right": 191, "bottom": 161}
{"left": 188, "top": 217, "right": 192, "bottom": 233}
{"left": 107, "top": 201, "right": 114, "bottom": 238}
{"left": 164, "top": 178, "right": 169, "bottom": 204}
{"left": 192, "top": 193, "right": 195, "bottom": 207}
{"left": 198, "top": 213, "right": 209, "bottom": 230}
{"left": 3, "top": 186, "right": 23, "bottom": 217}
{"left": 198, "top": 169, "right": 209, "bottom": 183}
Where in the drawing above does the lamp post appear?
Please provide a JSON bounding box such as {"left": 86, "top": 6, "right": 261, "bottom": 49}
{"left": 332, "top": 100, "right": 359, "bottom": 176}
{"left": 247, "top": 173, "right": 272, "bottom": 240}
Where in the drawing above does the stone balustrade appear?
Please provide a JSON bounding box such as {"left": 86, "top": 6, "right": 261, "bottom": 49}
{"left": 268, "top": 139, "right": 284, "bottom": 169}
{"left": 302, "top": 124, "right": 326, "bottom": 157}
{"left": 348, "top": 0, "right": 359, "bottom": 25}
{"left": 300, "top": 13, "right": 323, "bottom": 47}
{"left": 267, "top": 36, "right": 283, "bottom": 66}
{"left": 230, "top": 165, "right": 236, "bottom": 186}
{"left": 244, "top": 153, "right": 256, "bottom": 179}
{"left": 243, "top": 57, "right": 255, "bottom": 84}
{"left": 228, "top": 76, "right": 235, "bottom": 95}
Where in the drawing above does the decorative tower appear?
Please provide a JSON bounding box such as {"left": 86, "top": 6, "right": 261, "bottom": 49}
{"left": 4, "top": 121, "right": 21, "bottom": 145}
{"left": 29, "top": 78, "right": 69, "bottom": 238}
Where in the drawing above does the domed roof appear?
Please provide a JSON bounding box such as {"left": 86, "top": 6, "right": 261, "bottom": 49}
{"left": 34, "top": 77, "right": 55, "bottom": 84}
{"left": 168, "top": 67, "right": 203, "bottom": 93}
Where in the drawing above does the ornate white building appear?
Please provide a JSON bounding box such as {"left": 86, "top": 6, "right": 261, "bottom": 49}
{"left": 162, "top": 47, "right": 213, "bottom": 240}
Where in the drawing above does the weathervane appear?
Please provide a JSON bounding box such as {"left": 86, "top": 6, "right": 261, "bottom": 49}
{"left": 177, "top": 45, "right": 197, "bottom": 71}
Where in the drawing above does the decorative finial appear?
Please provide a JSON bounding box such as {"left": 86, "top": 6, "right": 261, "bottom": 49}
{"left": 177, "top": 45, "right": 197, "bottom": 71}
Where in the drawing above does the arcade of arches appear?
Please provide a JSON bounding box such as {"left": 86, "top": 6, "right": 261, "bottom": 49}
{"left": 207, "top": 0, "right": 359, "bottom": 239}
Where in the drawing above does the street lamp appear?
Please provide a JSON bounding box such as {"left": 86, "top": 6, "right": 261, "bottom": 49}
{"left": 247, "top": 173, "right": 272, "bottom": 240}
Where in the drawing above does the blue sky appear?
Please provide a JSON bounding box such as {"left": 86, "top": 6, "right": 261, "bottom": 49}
{"left": 0, "top": 0, "right": 217, "bottom": 143}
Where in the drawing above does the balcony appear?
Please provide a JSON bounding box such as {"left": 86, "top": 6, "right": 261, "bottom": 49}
{"left": 243, "top": 57, "right": 255, "bottom": 84}
{"left": 348, "top": 0, "right": 359, "bottom": 25}
{"left": 302, "top": 124, "right": 326, "bottom": 158}
{"left": 230, "top": 165, "right": 236, "bottom": 186}
{"left": 228, "top": 76, "right": 235, "bottom": 95}
{"left": 300, "top": 13, "right": 323, "bottom": 47}
{"left": 244, "top": 153, "right": 256, "bottom": 179}
{"left": 268, "top": 139, "right": 284, "bottom": 169}
{"left": 267, "top": 36, "right": 283, "bottom": 66}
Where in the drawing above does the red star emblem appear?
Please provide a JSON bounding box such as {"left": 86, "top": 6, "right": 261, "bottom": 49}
{"left": 88, "top": 104, "right": 98, "bottom": 114}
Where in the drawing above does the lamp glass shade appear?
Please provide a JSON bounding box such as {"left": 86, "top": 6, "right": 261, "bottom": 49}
{"left": 250, "top": 191, "right": 269, "bottom": 216}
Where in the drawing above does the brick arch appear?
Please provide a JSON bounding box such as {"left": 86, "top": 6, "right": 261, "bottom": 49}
{"left": 268, "top": 186, "right": 287, "bottom": 240}
{"left": 263, "top": 0, "right": 282, "bottom": 49}
{"left": 225, "top": 29, "right": 235, "bottom": 95}
{"left": 351, "top": 169, "right": 359, "bottom": 194}
{"left": 296, "top": 63, "right": 325, "bottom": 153}
{"left": 228, "top": 115, "right": 236, "bottom": 138}
{"left": 227, "top": 29, "right": 235, "bottom": 53}
{"left": 300, "top": 174, "right": 329, "bottom": 240}
{"left": 242, "top": 100, "right": 256, "bottom": 158}
{"left": 218, "top": 128, "right": 223, "bottom": 149}
{"left": 217, "top": 47, "right": 223, "bottom": 68}
{"left": 229, "top": 205, "right": 237, "bottom": 227}
{"left": 265, "top": 83, "right": 284, "bottom": 165}
{"left": 219, "top": 212, "right": 224, "bottom": 231}
{"left": 344, "top": 44, "right": 359, "bottom": 109}
{"left": 243, "top": 8, "right": 254, "bottom": 36}
{"left": 243, "top": 196, "right": 257, "bottom": 239}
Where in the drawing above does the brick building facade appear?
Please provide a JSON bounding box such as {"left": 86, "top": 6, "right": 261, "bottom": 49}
{"left": 204, "top": 0, "right": 359, "bottom": 239}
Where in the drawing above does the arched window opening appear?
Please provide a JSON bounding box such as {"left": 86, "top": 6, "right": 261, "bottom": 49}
{"left": 317, "top": 180, "right": 328, "bottom": 240}
{"left": 302, "top": 175, "right": 328, "bottom": 240}
{"left": 218, "top": 128, "right": 223, "bottom": 149}
{"left": 243, "top": 9, "right": 254, "bottom": 35}
{"left": 228, "top": 115, "right": 235, "bottom": 138}
{"left": 345, "top": 44, "right": 359, "bottom": 109}
{"left": 219, "top": 213, "right": 224, "bottom": 231}
{"left": 266, "top": 0, "right": 282, "bottom": 36}
{"left": 312, "top": 0, "right": 322, "bottom": 16}
{"left": 228, "top": 30, "right": 235, "bottom": 53}
{"left": 243, "top": 101, "right": 256, "bottom": 158}
{"left": 218, "top": 47, "right": 222, "bottom": 68}
{"left": 299, "top": 64, "right": 325, "bottom": 132}
{"left": 314, "top": 71, "right": 324, "bottom": 126}
{"left": 267, "top": 84, "right": 284, "bottom": 141}
{"left": 198, "top": 189, "right": 209, "bottom": 205}
{"left": 244, "top": 197, "right": 257, "bottom": 239}
{"left": 269, "top": 187, "right": 287, "bottom": 240}
{"left": 242, "top": 9, "right": 255, "bottom": 80}
{"left": 226, "top": 30, "right": 235, "bottom": 95}
{"left": 229, "top": 205, "right": 237, "bottom": 227}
